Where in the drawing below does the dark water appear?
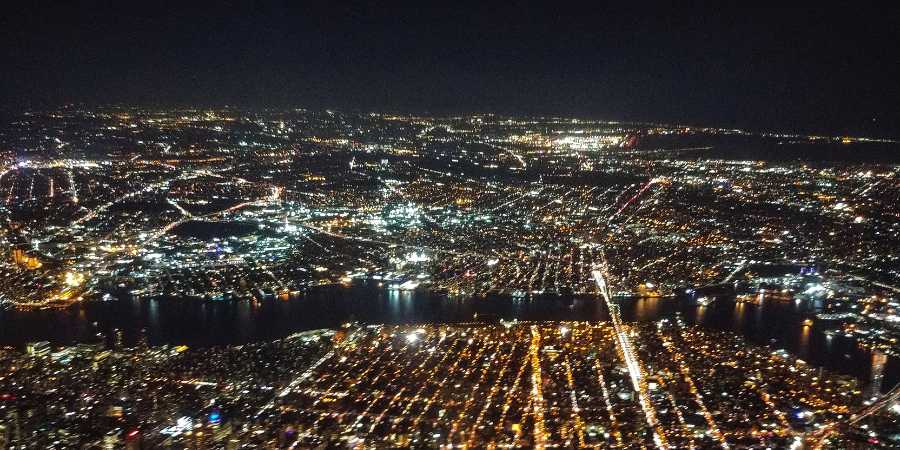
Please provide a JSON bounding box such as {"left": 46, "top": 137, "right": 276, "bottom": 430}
{"left": 637, "top": 134, "right": 900, "bottom": 163}
{"left": 1, "top": 283, "right": 896, "bottom": 390}
{"left": 169, "top": 220, "right": 261, "bottom": 240}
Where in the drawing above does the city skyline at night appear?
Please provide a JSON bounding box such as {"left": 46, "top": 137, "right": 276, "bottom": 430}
{"left": 3, "top": 1, "right": 900, "bottom": 448}
{"left": 0, "top": 107, "right": 898, "bottom": 448}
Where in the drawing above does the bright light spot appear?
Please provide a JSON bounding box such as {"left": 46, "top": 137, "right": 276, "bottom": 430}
{"left": 161, "top": 417, "right": 193, "bottom": 436}
{"left": 64, "top": 272, "right": 83, "bottom": 287}
{"left": 405, "top": 252, "right": 430, "bottom": 263}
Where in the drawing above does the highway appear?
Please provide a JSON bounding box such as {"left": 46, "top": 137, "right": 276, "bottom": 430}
{"left": 593, "top": 270, "right": 667, "bottom": 450}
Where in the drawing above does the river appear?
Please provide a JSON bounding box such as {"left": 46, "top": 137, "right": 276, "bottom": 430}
{"left": 1, "top": 282, "right": 896, "bottom": 391}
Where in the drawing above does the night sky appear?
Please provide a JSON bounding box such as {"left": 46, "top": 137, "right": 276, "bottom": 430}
{"left": 2, "top": 1, "right": 899, "bottom": 137}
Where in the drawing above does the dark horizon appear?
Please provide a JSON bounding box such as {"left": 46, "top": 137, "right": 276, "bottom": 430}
{"left": 2, "top": 1, "right": 900, "bottom": 139}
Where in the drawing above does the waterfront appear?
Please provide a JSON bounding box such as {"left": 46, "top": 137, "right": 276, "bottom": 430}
{"left": 1, "top": 283, "right": 896, "bottom": 391}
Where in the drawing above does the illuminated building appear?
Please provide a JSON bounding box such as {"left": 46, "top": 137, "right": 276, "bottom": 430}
{"left": 25, "top": 341, "right": 51, "bottom": 357}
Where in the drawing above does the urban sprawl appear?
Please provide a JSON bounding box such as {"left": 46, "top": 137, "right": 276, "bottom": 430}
{"left": 2, "top": 108, "right": 900, "bottom": 448}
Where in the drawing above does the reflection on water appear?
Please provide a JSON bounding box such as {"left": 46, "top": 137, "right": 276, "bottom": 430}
{"left": 872, "top": 351, "right": 888, "bottom": 396}
{"left": 148, "top": 298, "right": 160, "bottom": 328}
{"left": 632, "top": 297, "right": 659, "bottom": 322}
{"left": 0, "top": 284, "right": 896, "bottom": 389}
{"left": 732, "top": 302, "right": 746, "bottom": 333}
{"left": 799, "top": 322, "right": 811, "bottom": 358}
{"left": 694, "top": 305, "right": 707, "bottom": 326}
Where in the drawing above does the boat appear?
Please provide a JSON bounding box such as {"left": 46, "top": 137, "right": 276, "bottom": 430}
{"left": 815, "top": 312, "right": 859, "bottom": 321}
